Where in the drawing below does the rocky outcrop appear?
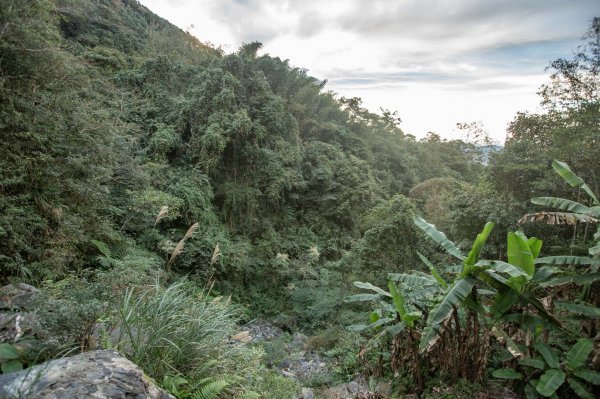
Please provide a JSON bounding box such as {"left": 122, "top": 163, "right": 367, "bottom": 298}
{"left": 0, "top": 350, "right": 174, "bottom": 399}
{"left": 0, "top": 284, "right": 40, "bottom": 344}
{"left": 0, "top": 283, "right": 39, "bottom": 310}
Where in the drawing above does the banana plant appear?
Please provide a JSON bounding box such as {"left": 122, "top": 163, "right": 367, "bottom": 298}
{"left": 528, "top": 160, "right": 600, "bottom": 257}
{"left": 525, "top": 160, "right": 600, "bottom": 303}
{"left": 345, "top": 277, "right": 433, "bottom": 335}
{"left": 413, "top": 216, "right": 559, "bottom": 352}
{"left": 493, "top": 338, "right": 600, "bottom": 398}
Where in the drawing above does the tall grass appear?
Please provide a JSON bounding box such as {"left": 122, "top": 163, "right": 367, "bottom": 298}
{"left": 116, "top": 280, "right": 245, "bottom": 381}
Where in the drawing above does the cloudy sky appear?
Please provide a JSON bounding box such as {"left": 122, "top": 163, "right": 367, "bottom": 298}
{"left": 140, "top": 0, "right": 599, "bottom": 143}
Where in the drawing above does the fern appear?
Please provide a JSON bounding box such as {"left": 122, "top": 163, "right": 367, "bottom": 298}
{"left": 191, "top": 378, "right": 230, "bottom": 399}
{"left": 91, "top": 239, "right": 112, "bottom": 259}
{"left": 91, "top": 239, "right": 120, "bottom": 267}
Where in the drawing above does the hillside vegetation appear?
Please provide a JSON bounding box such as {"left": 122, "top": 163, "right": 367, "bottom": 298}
{"left": 1, "top": 1, "right": 598, "bottom": 398}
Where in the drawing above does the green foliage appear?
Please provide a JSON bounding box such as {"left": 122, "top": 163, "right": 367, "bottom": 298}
{"left": 2, "top": 2, "right": 599, "bottom": 397}
{"left": 0, "top": 343, "right": 24, "bottom": 374}
{"left": 117, "top": 281, "right": 243, "bottom": 380}
{"left": 419, "top": 277, "right": 476, "bottom": 352}
{"left": 414, "top": 216, "right": 465, "bottom": 261}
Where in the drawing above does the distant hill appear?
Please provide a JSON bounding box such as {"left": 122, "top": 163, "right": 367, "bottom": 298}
{"left": 478, "top": 144, "right": 503, "bottom": 165}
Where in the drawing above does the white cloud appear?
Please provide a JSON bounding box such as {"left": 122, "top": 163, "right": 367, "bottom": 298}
{"left": 140, "top": 0, "right": 600, "bottom": 142}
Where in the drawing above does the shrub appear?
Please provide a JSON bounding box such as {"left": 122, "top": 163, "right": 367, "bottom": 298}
{"left": 115, "top": 280, "right": 261, "bottom": 384}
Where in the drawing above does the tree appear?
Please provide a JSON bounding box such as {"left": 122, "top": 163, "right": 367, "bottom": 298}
{"left": 539, "top": 17, "right": 600, "bottom": 110}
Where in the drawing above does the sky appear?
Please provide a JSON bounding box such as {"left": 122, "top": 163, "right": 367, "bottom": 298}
{"left": 140, "top": 0, "right": 599, "bottom": 143}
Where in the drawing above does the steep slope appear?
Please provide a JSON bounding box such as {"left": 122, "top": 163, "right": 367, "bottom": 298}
{"left": 0, "top": 0, "right": 481, "bottom": 324}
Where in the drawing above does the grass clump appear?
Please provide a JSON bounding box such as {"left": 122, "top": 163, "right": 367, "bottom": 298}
{"left": 115, "top": 280, "right": 264, "bottom": 395}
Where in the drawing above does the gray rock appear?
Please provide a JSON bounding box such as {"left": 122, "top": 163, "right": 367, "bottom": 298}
{"left": 0, "top": 284, "right": 39, "bottom": 310}
{"left": 0, "top": 312, "right": 39, "bottom": 343}
{"left": 298, "top": 387, "right": 315, "bottom": 399}
{"left": 0, "top": 349, "right": 174, "bottom": 399}
{"left": 242, "top": 320, "right": 283, "bottom": 343}
{"left": 291, "top": 332, "right": 308, "bottom": 349}
{"left": 324, "top": 377, "right": 371, "bottom": 398}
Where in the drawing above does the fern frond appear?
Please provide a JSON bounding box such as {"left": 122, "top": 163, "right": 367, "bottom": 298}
{"left": 91, "top": 239, "right": 112, "bottom": 259}
{"left": 191, "top": 378, "right": 230, "bottom": 399}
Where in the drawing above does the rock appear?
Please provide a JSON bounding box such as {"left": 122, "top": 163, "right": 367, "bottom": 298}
{"left": 298, "top": 387, "right": 315, "bottom": 399}
{"left": 242, "top": 320, "right": 283, "bottom": 343}
{"left": 0, "top": 283, "right": 39, "bottom": 310}
{"left": 0, "top": 349, "right": 174, "bottom": 399}
{"left": 291, "top": 332, "right": 308, "bottom": 349}
{"left": 347, "top": 380, "right": 361, "bottom": 394}
{"left": 323, "top": 377, "right": 371, "bottom": 399}
{"left": 375, "top": 381, "right": 392, "bottom": 397}
{"left": 0, "top": 312, "right": 39, "bottom": 343}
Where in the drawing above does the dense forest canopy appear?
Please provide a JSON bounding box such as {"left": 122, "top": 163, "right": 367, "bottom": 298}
{"left": 0, "top": 1, "right": 598, "bottom": 398}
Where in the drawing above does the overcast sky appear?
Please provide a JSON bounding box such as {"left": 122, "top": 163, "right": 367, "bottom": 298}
{"left": 140, "top": 0, "right": 599, "bottom": 143}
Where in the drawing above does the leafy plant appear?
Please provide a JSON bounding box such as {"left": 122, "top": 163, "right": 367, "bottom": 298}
{"left": 116, "top": 280, "right": 263, "bottom": 386}
{"left": 0, "top": 343, "right": 23, "bottom": 374}
{"left": 494, "top": 338, "right": 600, "bottom": 398}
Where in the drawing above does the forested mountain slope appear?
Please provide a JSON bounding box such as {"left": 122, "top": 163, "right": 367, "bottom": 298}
{"left": 1, "top": 0, "right": 481, "bottom": 300}
{"left": 2, "top": 1, "right": 599, "bottom": 397}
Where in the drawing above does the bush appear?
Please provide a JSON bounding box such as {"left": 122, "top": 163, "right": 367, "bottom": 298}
{"left": 115, "top": 280, "right": 262, "bottom": 384}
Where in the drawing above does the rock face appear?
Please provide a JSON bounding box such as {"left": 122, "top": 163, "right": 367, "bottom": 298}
{"left": 0, "top": 350, "right": 174, "bottom": 399}
{"left": 0, "top": 283, "right": 39, "bottom": 310}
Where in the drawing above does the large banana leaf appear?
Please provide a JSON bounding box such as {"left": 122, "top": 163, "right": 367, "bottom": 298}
{"left": 478, "top": 260, "right": 529, "bottom": 278}
{"left": 388, "top": 281, "right": 407, "bottom": 320}
{"left": 552, "top": 160, "right": 599, "bottom": 205}
{"left": 531, "top": 197, "right": 596, "bottom": 215}
{"left": 566, "top": 338, "right": 593, "bottom": 370}
{"left": 519, "top": 358, "right": 546, "bottom": 370}
{"left": 536, "top": 369, "right": 565, "bottom": 397}
{"left": 464, "top": 222, "right": 494, "bottom": 269}
{"left": 528, "top": 237, "right": 543, "bottom": 259}
{"left": 573, "top": 369, "right": 600, "bottom": 385}
{"left": 567, "top": 377, "right": 594, "bottom": 399}
{"left": 387, "top": 273, "right": 438, "bottom": 286}
{"left": 554, "top": 301, "right": 600, "bottom": 317}
{"left": 492, "top": 368, "right": 522, "bottom": 379}
{"left": 414, "top": 216, "right": 464, "bottom": 260}
{"left": 417, "top": 251, "right": 447, "bottom": 288}
{"left": 539, "top": 273, "right": 600, "bottom": 287}
{"left": 508, "top": 232, "right": 535, "bottom": 277}
{"left": 532, "top": 266, "right": 558, "bottom": 282}
{"left": 344, "top": 293, "right": 382, "bottom": 302}
{"left": 353, "top": 282, "right": 392, "bottom": 297}
{"left": 419, "top": 277, "right": 475, "bottom": 352}
{"left": 407, "top": 286, "right": 443, "bottom": 304}
{"left": 535, "top": 256, "right": 600, "bottom": 266}
{"left": 388, "top": 281, "right": 420, "bottom": 327}
{"left": 534, "top": 343, "right": 559, "bottom": 368}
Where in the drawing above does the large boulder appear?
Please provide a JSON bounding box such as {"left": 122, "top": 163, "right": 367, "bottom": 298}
{"left": 0, "top": 349, "right": 174, "bottom": 399}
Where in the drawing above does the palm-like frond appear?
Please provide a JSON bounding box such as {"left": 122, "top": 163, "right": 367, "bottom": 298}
{"left": 414, "top": 216, "right": 464, "bottom": 260}
{"left": 552, "top": 160, "right": 599, "bottom": 205}
{"left": 531, "top": 197, "right": 597, "bottom": 215}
